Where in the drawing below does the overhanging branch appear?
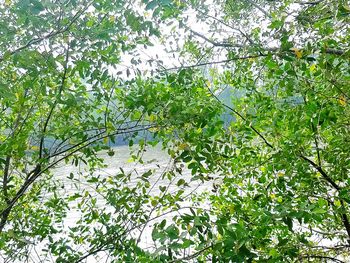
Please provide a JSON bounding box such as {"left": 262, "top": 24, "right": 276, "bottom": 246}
{"left": 0, "top": 1, "right": 92, "bottom": 63}
{"left": 0, "top": 124, "right": 156, "bottom": 232}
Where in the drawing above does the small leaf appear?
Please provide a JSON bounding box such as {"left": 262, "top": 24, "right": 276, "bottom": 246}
{"left": 339, "top": 96, "right": 346, "bottom": 106}
{"left": 165, "top": 225, "right": 179, "bottom": 240}
{"left": 178, "top": 143, "right": 188, "bottom": 150}
{"left": 290, "top": 48, "right": 303, "bottom": 59}
{"left": 176, "top": 178, "right": 186, "bottom": 186}
{"left": 313, "top": 208, "right": 327, "bottom": 214}
{"left": 310, "top": 64, "right": 317, "bottom": 72}
{"left": 151, "top": 199, "right": 158, "bottom": 207}
{"left": 107, "top": 149, "right": 115, "bottom": 156}
{"left": 146, "top": 1, "right": 157, "bottom": 10}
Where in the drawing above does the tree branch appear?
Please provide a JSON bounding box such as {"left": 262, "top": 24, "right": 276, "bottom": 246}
{"left": 0, "top": 124, "right": 155, "bottom": 232}
{"left": 187, "top": 4, "right": 256, "bottom": 46}
{"left": 2, "top": 156, "right": 11, "bottom": 204}
{"left": 299, "top": 155, "right": 340, "bottom": 190}
{"left": 311, "top": 122, "right": 321, "bottom": 166}
{"left": 169, "top": 244, "right": 212, "bottom": 262}
{"left": 297, "top": 0, "right": 324, "bottom": 5}
{"left": 0, "top": 1, "right": 92, "bottom": 62}
{"left": 245, "top": 0, "right": 272, "bottom": 18}
{"left": 299, "top": 255, "right": 345, "bottom": 263}
{"left": 207, "top": 87, "right": 274, "bottom": 149}
{"left": 299, "top": 154, "right": 350, "bottom": 243}
{"left": 39, "top": 42, "right": 70, "bottom": 159}
{"left": 161, "top": 54, "right": 267, "bottom": 71}
{"left": 190, "top": 29, "right": 245, "bottom": 48}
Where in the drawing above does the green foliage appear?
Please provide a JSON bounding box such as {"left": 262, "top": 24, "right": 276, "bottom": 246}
{"left": 1, "top": 0, "right": 350, "bottom": 262}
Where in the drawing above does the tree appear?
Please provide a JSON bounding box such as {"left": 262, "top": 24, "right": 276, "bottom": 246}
{"left": 1, "top": 0, "right": 350, "bottom": 262}
{"left": 0, "top": 0, "right": 168, "bottom": 261}
{"left": 134, "top": 0, "right": 350, "bottom": 261}
{"left": 124, "top": 0, "right": 350, "bottom": 261}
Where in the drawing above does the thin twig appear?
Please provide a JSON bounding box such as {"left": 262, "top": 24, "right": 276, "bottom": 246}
{"left": 207, "top": 86, "right": 274, "bottom": 149}
{"left": 39, "top": 42, "right": 70, "bottom": 159}
{"left": 160, "top": 54, "right": 267, "bottom": 71}
{"left": 299, "top": 255, "right": 345, "bottom": 263}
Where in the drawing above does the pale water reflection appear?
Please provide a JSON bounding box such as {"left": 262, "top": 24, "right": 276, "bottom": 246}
{"left": 24, "top": 145, "right": 215, "bottom": 263}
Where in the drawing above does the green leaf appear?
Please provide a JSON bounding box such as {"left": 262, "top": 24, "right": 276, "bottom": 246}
{"left": 165, "top": 225, "right": 179, "bottom": 240}
{"left": 146, "top": 0, "right": 157, "bottom": 10}
{"left": 176, "top": 178, "right": 186, "bottom": 186}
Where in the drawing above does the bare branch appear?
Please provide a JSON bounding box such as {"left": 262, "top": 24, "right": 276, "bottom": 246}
{"left": 297, "top": 0, "right": 324, "bottom": 5}
{"left": 245, "top": 0, "right": 272, "bottom": 18}
{"left": 161, "top": 54, "right": 267, "bottom": 71}
{"left": 190, "top": 29, "right": 245, "bottom": 48}
{"left": 299, "top": 255, "right": 345, "bottom": 263}
{"left": 2, "top": 156, "right": 11, "bottom": 204}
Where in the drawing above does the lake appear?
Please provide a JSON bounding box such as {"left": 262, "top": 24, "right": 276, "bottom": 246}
{"left": 22, "top": 145, "right": 216, "bottom": 263}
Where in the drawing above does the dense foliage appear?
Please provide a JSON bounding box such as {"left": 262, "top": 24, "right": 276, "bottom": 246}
{"left": 0, "top": 0, "right": 349, "bottom": 262}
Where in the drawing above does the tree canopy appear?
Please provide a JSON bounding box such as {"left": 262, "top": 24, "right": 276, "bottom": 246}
{"left": 0, "top": 0, "right": 350, "bottom": 262}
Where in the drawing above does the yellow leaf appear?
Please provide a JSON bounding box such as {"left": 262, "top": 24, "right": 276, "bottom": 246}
{"left": 229, "top": 205, "right": 235, "bottom": 214}
{"left": 248, "top": 57, "right": 257, "bottom": 63}
{"left": 206, "top": 80, "right": 211, "bottom": 87}
{"left": 310, "top": 64, "right": 316, "bottom": 72}
{"left": 15, "top": 92, "right": 20, "bottom": 100}
{"left": 277, "top": 172, "right": 284, "bottom": 177}
{"left": 175, "top": 0, "right": 182, "bottom": 6}
{"left": 196, "top": 127, "right": 202, "bottom": 134}
{"left": 334, "top": 200, "right": 341, "bottom": 207}
{"left": 339, "top": 95, "right": 346, "bottom": 106}
{"left": 178, "top": 143, "right": 188, "bottom": 150}
{"left": 103, "top": 137, "right": 108, "bottom": 144}
{"left": 149, "top": 114, "right": 157, "bottom": 122}
{"left": 5, "top": 0, "right": 11, "bottom": 6}
{"left": 149, "top": 127, "right": 159, "bottom": 132}
{"left": 291, "top": 48, "right": 303, "bottom": 59}
{"left": 29, "top": 145, "right": 39, "bottom": 151}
